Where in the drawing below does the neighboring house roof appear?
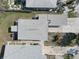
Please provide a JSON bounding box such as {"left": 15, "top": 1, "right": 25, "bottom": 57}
{"left": 26, "top": 0, "right": 57, "bottom": 8}
{"left": 18, "top": 19, "right": 48, "bottom": 41}
{"left": 48, "top": 18, "right": 79, "bottom": 33}
{"left": 3, "top": 44, "right": 46, "bottom": 59}
{"left": 36, "top": 14, "right": 67, "bottom": 27}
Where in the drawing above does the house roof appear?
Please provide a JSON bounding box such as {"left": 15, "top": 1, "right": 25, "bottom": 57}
{"left": 26, "top": 0, "right": 57, "bottom": 8}
{"left": 36, "top": 14, "right": 67, "bottom": 27}
{"left": 18, "top": 19, "right": 48, "bottom": 40}
{"left": 3, "top": 44, "right": 46, "bottom": 59}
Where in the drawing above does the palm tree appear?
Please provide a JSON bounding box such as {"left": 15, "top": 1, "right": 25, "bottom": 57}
{"left": 56, "top": 0, "right": 79, "bottom": 14}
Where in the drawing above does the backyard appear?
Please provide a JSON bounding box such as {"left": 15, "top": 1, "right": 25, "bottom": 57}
{"left": 64, "top": 54, "right": 73, "bottom": 59}
{"left": 0, "top": 12, "right": 35, "bottom": 47}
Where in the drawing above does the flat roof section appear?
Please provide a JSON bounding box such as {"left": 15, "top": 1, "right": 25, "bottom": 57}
{"left": 18, "top": 19, "right": 48, "bottom": 41}
{"left": 36, "top": 14, "right": 67, "bottom": 27}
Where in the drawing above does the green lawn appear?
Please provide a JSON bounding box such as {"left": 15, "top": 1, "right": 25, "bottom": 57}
{"left": 64, "top": 54, "right": 73, "bottom": 59}
{"left": 0, "top": 12, "right": 35, "bottom": 46}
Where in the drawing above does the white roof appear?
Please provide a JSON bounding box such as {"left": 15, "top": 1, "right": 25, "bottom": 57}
{"left": 11, "top": 26, "right": 17, "bottom": 32}
{"left": 36, "top": 14, "right": 67, "bottom": 27}
{"left": 3, "top": 44, "right": 46, "bottom": 59}
{"left": 26, "top": 0, "right": 57, "bottom": 8}
{"left": 18, "top": 19, "right": 48, "bottom": 41}
{"left": 48, "top": 18, "right": 79, "bottom": 33}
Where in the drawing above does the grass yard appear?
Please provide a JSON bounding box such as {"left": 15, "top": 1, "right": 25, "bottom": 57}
{"left": 0, "top": 12, "right": 35, "bottom": 47}
{"left": 64, "top": 54, "right": 73, "bottom": 59}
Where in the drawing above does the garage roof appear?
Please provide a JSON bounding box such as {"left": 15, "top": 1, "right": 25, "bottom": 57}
{"left": 36, "top": 14, "right": 67, "bottom": 27}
